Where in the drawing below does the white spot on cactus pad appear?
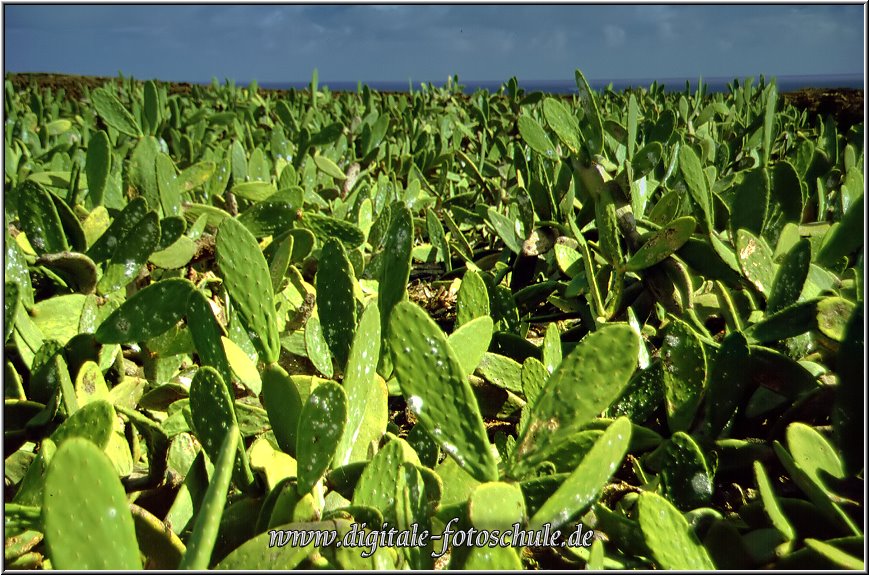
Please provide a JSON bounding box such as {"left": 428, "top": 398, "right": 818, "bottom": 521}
{"left": 408, "top": 395, "right": 423, "bottom": 414}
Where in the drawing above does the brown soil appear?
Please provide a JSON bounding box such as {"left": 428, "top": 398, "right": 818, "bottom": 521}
{"left": 6, "top": 72, "right": 864, "bottom": 129}
{"left": 782, "top": 87, "right": 864, "bottom": 131}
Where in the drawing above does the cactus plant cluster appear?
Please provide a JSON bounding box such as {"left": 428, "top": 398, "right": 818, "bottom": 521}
{"left": 2, "top": 68, "right": 863, "bottom": 570}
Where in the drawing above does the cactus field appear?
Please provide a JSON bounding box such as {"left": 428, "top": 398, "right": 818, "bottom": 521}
{"left": 2, "top": 70, "right": 864, "bottom": 569}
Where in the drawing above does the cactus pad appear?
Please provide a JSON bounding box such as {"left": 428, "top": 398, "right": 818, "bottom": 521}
{"left": 216, "top": 216, "right": 280, "bottom": 364}
{"left": 43, "top": 438, "right": 142, "bottom": 569}
{"left": 388, "top": 301, "right": 498, "bottom": 483}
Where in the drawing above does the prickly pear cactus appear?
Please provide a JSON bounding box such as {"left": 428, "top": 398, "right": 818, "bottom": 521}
{"left": 85, "top": 130, "right": 111, "bottom": 207}
{"left": 97, "top": 210, "right": 161, "bottom": 294}
{"left": 637, "top": 491, "right": 716, "bottom": 570}
{"left": 17, "top": 180, "right": 69, "bottom": 255}
{"left": 86, "top": 197, "right": 149, "bottom": 263}
{"left": 660, "top": 317, "right": 706, "bottom": 433}
{"left": 295, "top": 381, "right": 347, "bottom": 494}
{"left": 509, "top": 324, "right": 638, "bottom": 479}
{"left": 216, "top": 215, "right": 280, "bottom": 364}
{"left": 189, "top": 366, "right": 254, "bottom": 492}
{"left": 178, "top": 425, "right": 239, "bottom": 570}
{"left": 43, "top": 438, "right": 142, "bottom": 569}
{"left": 334, "top": 302, "right": 384, "bottom": 466}
{"left": 95, "top": 278, "right": 194, "bottom": 344}
{"left": 456, "top": 269, "right": 490, "bottom": 327}
{"left": 315, "top": 238, "right": 357, "bottom": 368}
{"left": 446, "top": 315, "right": 493, "bottom": 377}
{"left": 626, "top": 216, "right": 696, "bottom": 272}
{"left": 388, "top": 301, "right": 498, "bottom": 483}
{"left": 468, "top": 481, "right": 527, "bottom": 531}
{"left": 528, "top": 417, "right": 631, "bottom": 531}
{"left": 261, "top": 363, "right": 303, "bottom": 457}
{"left": 378, "top": 202, "right": 413, "bottom": 341}
{"left": 186, "top": 288, "right": 233, "bottom": 387}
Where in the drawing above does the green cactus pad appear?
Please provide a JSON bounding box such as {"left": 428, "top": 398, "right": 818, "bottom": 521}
{"left": 378, "top": 202, "right": 413, "bottom": 338}
{"left": 296, "top": 381, "right": 347, "bottom": 494}
{"left": 730, "top": 168, "right": 770, "bottom": 237}
{"left": 98, "top": 210, "right": 161, "bottom": 294}
{"left": 95, "top": 278, "right": 193, "bottom": 344}
{"left": 786, "top": 422, "right": 845, "bottom": 495}
{"left": 637, "top": 491, "right": 716, "bottom": 570}
{"left": 178, "top": 425, "right": 239, "bottom": 570}
{"left": 129, "top": 137, "right": 162, "bottom": 214}
{"left": 456, "top": 269, "right": 490, "bottom": 327}
{"left": 17, "top": 180, "right": 69, "bottom": 255}
{"left": 660, "top": 318, "right": 707, "bottom": 433}
{"left": 626, "top": 216, "right": 696, "bottom": 272}
{"left": 85, "top": 130, "right": 111, "bottom": 206}
{"left": 815, "top": 194, "right": 863, "bottom": 267}
{"left": 463, "top": 547, "right": 524, "bottom": 570}
{"left": 518, "top": 114, "right": 557, "bottom": 158}
{"left": 705, "top": 331, "right": 751, "bottom": 438}
{"left": 156, "top": 153, "right": 182, "bottom": 217}
{"left": 736, "top": 229, "right": 776, "bottom": 297}
{"left": 541, "top": 322, "right": 562, "bottom": 375}
{"left": 754, "top": 461, "right": 796, "bottom": 541}
{"left": 335, "top": 302, "right": 385, "bottom": 466}
{"left": 802, "top": 539, "right": 865, "bottom": 570}
{"left": 316, "top": 238, "right": 357, "bottom": 369}
{"left": 574, "top": 69, "right": 604, "bottom": 155}
{"left": 661, "top": 432, "right": 714, "bottom": 510}
{"left": 766, "top": 238, "right": 812, "bottom": 314}
{"left": 395, "top": 462, "right": 433, "bottom": 569}
{"left": 154, "top": 216, "right": 187, "bottom": 254}
{"left": 521, "top": 356, "right": 548, "bottom": 410}
{"left": 633, "top": 142, "right": 664, "bottom": 179}
{"left": 353, "top": 437, "right": 419, "bottom": 526}
{"left": 5, "top": 281, "right": 19, "bottom": 343}
{"left": 509, "top": 324, "right": 638, "bottom": 480}
{"left": 50, "top": 399, "right": 115, "bottom": 448}
{"left": 186, "top": 289, "right": 233, "bottom": 389}
{"left": 238, "top": 200, "right": 296, "bottom": 237}
{"left": 304, "top": 315, "right": 334, "bottom": 378}
{"left": 832, "top": 302, "right": 862, "bottom": 475}
{"left": 215, "top": 520, "right": 349, "bottom": 570}
{"left": 129, "top": 502, "right": 186, "bottom": 569}
{"left": 261, "top": 363, "right": 303, "bottom": 457}
{"left": 90, "top": 86, "right": 142, "bottom": 137}
{"left": 86, "top": 197, "right": 149, "bottom": 264}
{"left": 446, "top": 315, "right": 493, "bottom": 377}
{"left": 216, "top": 215, "right": 280, "bottom": 364}
{"left": 744, "top": 298, "right": 821, "bottom": 344}
{"left": 48, "top": 189, "right": 87, "bottom": 253}
{"left": 189, "top": 366, "right": 254, "bottom": 492}
{"left": 478, "top": 352, "right": 524, "bottom": 394}
{"left": 543, "top": 97, "right": 582, "bottom": 155}
{"left": 230, "top": 181, "right": 277, "bottom": 202}
{"left": 469, "top": 481, "right": 527, "bottom": 531}
{"left": 298, "top": 212, "right": 365, "bottom": 250}
{"left": 678, "top": 145, "right": 713, "bottom": 231}
{"left": 528, "top": 417, "right": 631, "bottom": 531}
{"left": 773, "top": 441, "right": 859, "bottom": 536}
{"left": 487, "top": 207, "right": 524, "bottom": 255}
{"left": 426, "top": 208, "right": 451, "bottom": 272}
{"left": 43, "top": 437, "right": 142, "bottom": 569}
{"left": 388, "top": 301, "right": 498, "bottom": 483}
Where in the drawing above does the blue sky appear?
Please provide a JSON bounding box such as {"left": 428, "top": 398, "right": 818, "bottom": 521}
{"left": 3, "top": 4, "right": 865, "bottom": 84}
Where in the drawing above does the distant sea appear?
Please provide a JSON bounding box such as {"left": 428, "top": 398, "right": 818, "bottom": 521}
{"left": 256, "top": 73, "right": 863, "bottom": 94}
